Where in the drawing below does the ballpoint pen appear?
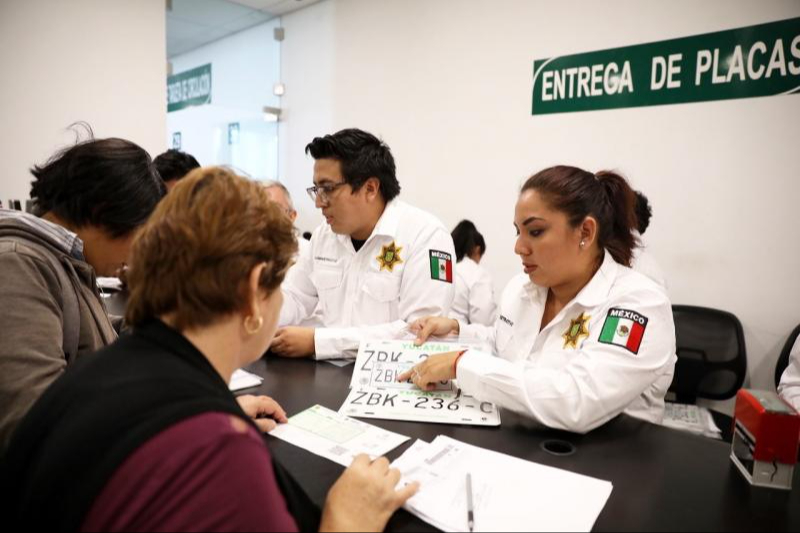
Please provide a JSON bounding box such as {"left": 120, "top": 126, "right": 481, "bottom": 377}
{"left": 467, "top": 473, "right": 475, "bottom": 532}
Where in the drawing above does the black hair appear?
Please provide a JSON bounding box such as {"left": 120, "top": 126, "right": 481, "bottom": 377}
{"left": 305, "top": 128, "right": 401, "bottom": 201}
{"left": 30, "top": 125, "right": 166, "bottom": 238}
{"left": 153, "top": 149, "right": 200, "bottom": 183}
{"left": 451, "top": 220, "right": 486, "bottom": 262}
{"left": 302, "top": 231, "right": 312, "bottom": 241}
{"left": 634, "top": 191, "right": 653, "bottom": 235}
{"left": 521, "top": 166, "right": 639, "bottom": 267}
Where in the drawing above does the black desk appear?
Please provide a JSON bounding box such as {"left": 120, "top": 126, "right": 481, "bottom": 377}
{"left": 243, "top": 356, "right": 800, "bottom": 532}
{"left": 103, "top": 292, "right": 799, "bottom": 531}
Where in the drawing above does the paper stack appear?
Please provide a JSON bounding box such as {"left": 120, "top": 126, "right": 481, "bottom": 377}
{"left": 229, "top": 369, "right": 264, "bottom": 392}
{"left": 661, "top": 403, "right": 723, "bottom": 440}
{"left": 392, "top": 436, "right": 613, "bottom": 532}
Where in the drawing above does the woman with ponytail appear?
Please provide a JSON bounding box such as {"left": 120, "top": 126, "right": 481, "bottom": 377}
{"left": 401, "top": 166, "right": 676, "bottom": 434}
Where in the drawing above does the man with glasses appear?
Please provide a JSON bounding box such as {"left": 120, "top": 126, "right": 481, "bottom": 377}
{"left": 271, "top": 129, "right": 456, "bottom": 360}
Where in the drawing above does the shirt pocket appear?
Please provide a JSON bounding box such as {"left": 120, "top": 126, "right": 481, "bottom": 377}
{"left": 310, "top": 267, "right": 344, "bottom": 320}
{"left": 310, "top": 267, "right": 343, "bottom": 291}
{"left": 362, "top": 274, "right": 402, "bottom": 303}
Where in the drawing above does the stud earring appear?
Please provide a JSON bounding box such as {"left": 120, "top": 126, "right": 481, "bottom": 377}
{"left": 244, "top": 315, "right": 264, "bottom": 335}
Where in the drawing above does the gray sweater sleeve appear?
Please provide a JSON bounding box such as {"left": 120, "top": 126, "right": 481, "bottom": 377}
{"left": 0, "top": 248, "right": 68, "bottom": 451}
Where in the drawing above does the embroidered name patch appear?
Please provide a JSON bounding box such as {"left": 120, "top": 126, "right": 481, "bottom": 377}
{"left": 499, "top": 315, "right": 514, "bottom": 327}
{"left": 598, "top": 308, "right": 649, "bottom": 355}
{"left": 429, "top": 250, "right": 453, "bottom": 283}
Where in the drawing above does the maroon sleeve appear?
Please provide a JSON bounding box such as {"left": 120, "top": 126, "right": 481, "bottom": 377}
{"left": 82, "top": 412, "right": 299, "bottom": 533}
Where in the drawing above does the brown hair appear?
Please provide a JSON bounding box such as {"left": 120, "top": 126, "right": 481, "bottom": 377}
{"left": 521, "top": 166, "right": 639, "bottom": 267}
{"left": 125, "top": 167, "right": 298, "bottom": 330}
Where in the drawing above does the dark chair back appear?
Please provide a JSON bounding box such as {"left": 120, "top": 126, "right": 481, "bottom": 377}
{"left": 670, "top": 305, "right": 747, "bottom": 403}
{"left": 775, "top": 324, "right": 800, "bottom": 388}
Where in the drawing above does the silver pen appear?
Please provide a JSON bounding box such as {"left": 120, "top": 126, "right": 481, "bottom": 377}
{"left": 467, "top": 473, "right": 475, "bottom": 532}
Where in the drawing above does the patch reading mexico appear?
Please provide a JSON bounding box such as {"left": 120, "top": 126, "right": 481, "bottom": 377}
{"left": 429, "top": 250, "right": 453, "bottom": 283}
{"left": 599, "top": 308, "right": 649, "bottom": 355}
{"left": 376, "top": 241, "right": 403, "bottom": 272}
{"left": 562, "top": 312, "right": 591, "bottom": 349}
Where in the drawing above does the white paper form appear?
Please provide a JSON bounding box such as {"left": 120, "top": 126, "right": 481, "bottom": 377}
{"left": 229, "top": 369, "right": 263, "bottom": 392}
{"left": 269, "top": 404, "right": 410, "bottom": 467}
{"left": 341, "top": 340, "right": 501, "bottom": 427}
{"left": 392, "top": 436, "right": 614, "bottom": 533}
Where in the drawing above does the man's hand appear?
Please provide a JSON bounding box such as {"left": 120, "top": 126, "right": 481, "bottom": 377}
{"left": 270, "top": 327, "right": 316, "bottom": 358}
{"left": 236, "top": 395, "right": 288, "bottom": 432}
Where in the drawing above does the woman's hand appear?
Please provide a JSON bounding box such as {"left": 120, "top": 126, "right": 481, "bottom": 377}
{"left": 409, "top": 316, "right": 460, "bottom": 345}
{"left": 320, "top": 455, "right": 419, "bottom": 532}
{"left": 236, "top": 395, "right": 288, "bottom": 432}
{"left": 397, "top": 351, "right": 462, "bottom": 392}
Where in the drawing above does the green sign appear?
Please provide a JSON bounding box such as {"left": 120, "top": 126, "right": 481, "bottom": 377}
{"left": 532, "top": 18, "right": 800, "bottom": 115}
{"left": 168, "top": 64, "right": 212, "bottom": 112}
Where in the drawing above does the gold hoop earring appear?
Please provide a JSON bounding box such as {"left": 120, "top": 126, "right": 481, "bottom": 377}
{"left": 244, "top": 315, "right": 264, "bottom": 335}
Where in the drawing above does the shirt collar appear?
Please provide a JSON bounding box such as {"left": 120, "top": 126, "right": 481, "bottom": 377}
{"left": 371, "top": 200, "right": 401, "bottom": 238}
{"left": 0, "top": 209, "right": 85, "bottom": 260}
{"left": 522, "top": 249, "right": 619, "bottom": 308}
{"left": 573, "top": 250, "right": 618, "bottom": 307}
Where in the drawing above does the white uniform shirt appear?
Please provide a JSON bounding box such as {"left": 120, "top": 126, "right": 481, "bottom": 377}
{"left": 290, "top": 237, "right": 322, "bottom": 327}
{"left": 778, "top": 336, "right": 800, "bottom": 411}
{"left": 280, "top": 200, "right": 456, "bottom": 359}
{"left": 450, "top": 257, "right": 497, "bottom": 326}
{"left": 456, "top": 251, "right": 677, "bottom": 434}
{"left": 297, "top": 235, "right": 312, "bottom": 258}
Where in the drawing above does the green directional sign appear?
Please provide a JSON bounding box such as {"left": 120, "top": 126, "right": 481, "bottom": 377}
{"left": 167, "top": 64, "right": 212, "bottom": 113}
{"left": 532, "top": 17, "right": 800, "bottom": 115}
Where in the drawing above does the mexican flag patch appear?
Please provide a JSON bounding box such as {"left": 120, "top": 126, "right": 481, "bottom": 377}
{"left": 429, "top": 250, "right": 453, "bottom": 283}
{"left": 599, "top": 308, "right": 649, "bottom": 354}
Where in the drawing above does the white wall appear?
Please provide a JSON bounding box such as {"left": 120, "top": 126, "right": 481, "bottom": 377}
{"left": 281, "top": 0, "right": 800, "bottom": 394}
{"left": 168, "top": 20, "right": 282, "bottom": 181}
{"left": 0, "top": 0, "right": 166, "bottom": 203}
{"left": 279, "top": 0, "right": 335, "bottom": 233}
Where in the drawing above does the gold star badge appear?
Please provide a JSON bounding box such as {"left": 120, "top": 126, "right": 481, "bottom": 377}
{"left": 376, "top": 241, "right": 403, "bottom": 272}
{"left": 563, "top": 312, "right": 591, "bottom": 349}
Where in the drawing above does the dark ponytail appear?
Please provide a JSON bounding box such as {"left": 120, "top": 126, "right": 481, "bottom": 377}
{"left": 521, "top": 166, "right": 639, "bottom": 267}
{"left": 451, "top": 220, "right": 486, "bottom": 262}
{"left": 594, "top": 171, "right": 638, "bottom": 267}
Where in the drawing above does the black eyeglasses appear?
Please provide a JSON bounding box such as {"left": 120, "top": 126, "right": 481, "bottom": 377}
{"left": 307, "top": 182, "right": 347, "bottom": 204}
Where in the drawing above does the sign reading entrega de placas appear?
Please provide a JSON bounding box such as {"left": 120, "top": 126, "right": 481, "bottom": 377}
{"left": 167, "top": 64, "right": 212, "bottom": 113}
{"left": 532, "top": 18, "right": 800, "bottom": 115}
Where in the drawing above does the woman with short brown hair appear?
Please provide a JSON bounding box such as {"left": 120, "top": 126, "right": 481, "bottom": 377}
{"left": 1, "top": 167, "right": 417, "bottom": 532}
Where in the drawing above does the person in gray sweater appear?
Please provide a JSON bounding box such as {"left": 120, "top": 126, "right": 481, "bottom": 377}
{"left": 0, "top": 130, "right": 165, "bottom": 452}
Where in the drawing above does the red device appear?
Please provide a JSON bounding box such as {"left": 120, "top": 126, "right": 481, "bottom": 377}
{"left": 731, "top": 389, "right": 800, "bottom": 490}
